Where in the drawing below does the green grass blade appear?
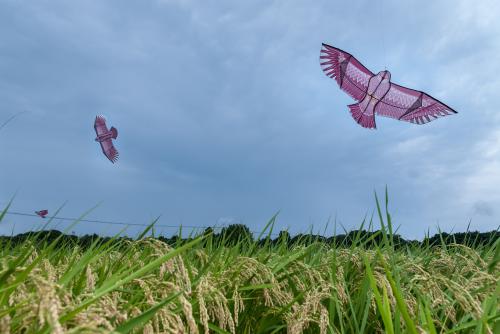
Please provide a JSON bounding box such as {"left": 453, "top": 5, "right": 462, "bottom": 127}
{"left": 363, "top": 254, "right": 394, "bottom": 334}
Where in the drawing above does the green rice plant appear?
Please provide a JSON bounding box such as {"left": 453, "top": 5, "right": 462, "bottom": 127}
{"left": 0, "top": 190, "right": 498, "bottom": 333}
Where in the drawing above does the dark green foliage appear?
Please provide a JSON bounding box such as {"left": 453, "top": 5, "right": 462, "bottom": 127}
{"left": 1, "top": 225, "right": 498, "bottom": 251}
{"left": 218, "top": 224, "right": 254, "bottom": 246}
{"left": 423, "top": 231, "right": 500, "bottom": 248}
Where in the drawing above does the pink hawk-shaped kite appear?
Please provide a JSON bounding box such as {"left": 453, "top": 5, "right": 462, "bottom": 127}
{"left": 35, "top": 209, "right": 48, "bottom": 218}
{"left": 320, "top": 43, "right": 457, "bottom": 129}
{"left": 94, "top": 115, "right": 119, "bottom": 163}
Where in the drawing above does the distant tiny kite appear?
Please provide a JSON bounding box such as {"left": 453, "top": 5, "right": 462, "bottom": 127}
{"left": 94, "top": 115, "right": 119, "bottom": 163}
{"left": 319, "top": 43, "right": 457, "bottom": 129}
{"left": 35, "top": 210, "right": 48, "bottom": 218}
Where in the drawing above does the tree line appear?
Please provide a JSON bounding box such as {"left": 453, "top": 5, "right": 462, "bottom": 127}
{"left": 1, "top": 224, "right": 498, "bottom": 250}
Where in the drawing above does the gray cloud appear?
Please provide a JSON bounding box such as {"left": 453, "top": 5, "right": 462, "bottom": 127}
{"left": 473, "top": 201, "right": 494, "bottom": 217}
{"left": 1, "top": 0, "right": 499, "bottom": 239}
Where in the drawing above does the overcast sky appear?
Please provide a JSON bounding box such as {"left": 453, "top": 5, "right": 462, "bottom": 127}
{"left": 1, "top": 0, "right": 499, "bottom": 239}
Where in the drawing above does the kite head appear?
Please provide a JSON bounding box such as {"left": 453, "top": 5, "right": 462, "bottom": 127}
{"left": 378, "top": 70, "right": 391, "bottom": 82}
{"left": 110, "top": 126, "right": 118, "bottom": 139}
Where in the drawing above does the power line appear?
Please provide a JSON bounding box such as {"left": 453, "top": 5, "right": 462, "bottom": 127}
{"left": 3, "top": 210, "right": 283, "bottom": 237}
{"left": 4, "top": 211, "right": 221, "bottom": 230}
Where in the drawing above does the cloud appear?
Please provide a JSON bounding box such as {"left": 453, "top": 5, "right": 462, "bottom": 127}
{"left": 461, "top": 129, "right": 500, "bottom": 205}
{"left": 390, "top": 136, "right": 433, "bottom": 155}
{"left": 1, "top": 0, "right": 499, "bottom": 239}
{"left": 473, "top": 201, "right": 494, "bottom": 217}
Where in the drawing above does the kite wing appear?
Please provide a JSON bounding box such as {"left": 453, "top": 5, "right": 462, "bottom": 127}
{"left": 376, "top": 83, "right": 457, "bottom": 124}
{"left": 94, "top": 115, "right": 109, "bottom": 136}
{"left": 320, "top": 43, "right": 374, "bottom": 102}
{"left": 100, "top": 139, "right": 119, "bottom": 163}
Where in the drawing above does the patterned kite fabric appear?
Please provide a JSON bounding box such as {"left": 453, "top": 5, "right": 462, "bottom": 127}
{"left": 94, "top": 115, "right": 119, "bottom": 163}
{"left": 320, "top": 43, "right": 457, "bottom": 129}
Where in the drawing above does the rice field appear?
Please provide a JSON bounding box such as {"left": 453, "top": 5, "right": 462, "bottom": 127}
{"left": 0, "top": 194, "right": 498, "bottom": 333}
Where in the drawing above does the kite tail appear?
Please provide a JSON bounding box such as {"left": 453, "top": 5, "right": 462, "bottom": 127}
{"left": 348, "top": 103, "right": 376, "bottom": 129}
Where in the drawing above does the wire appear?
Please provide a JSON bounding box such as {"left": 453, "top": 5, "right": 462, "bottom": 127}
{"left": 0, "top": 111, "right": 28, "bottom": 132}
{"left": 377, "top": 0, "right": 387, "bottom": 70}
{"left": 4, "top": 211, "right": 219, "bottom": 230}
{"left": 3, "top": 210, "right": 283, "bottom": 237}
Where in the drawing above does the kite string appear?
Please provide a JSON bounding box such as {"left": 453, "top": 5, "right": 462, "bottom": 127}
{"left": 0, "top": 111, "right": 28, "bottom": 132}
{"left": 378, "top": 0, "right": 387, "bottom": 70}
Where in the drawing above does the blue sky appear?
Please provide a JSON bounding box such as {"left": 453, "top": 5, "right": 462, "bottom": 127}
{"left": 1, "top": 0, "right": 499, "bottom": 239}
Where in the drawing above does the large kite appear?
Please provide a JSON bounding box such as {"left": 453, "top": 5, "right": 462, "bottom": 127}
{"left": 319, "top": 43, "right": 457, "bottom": 129}
{"left": 94, "top": 115, "right": 119, "bottom": 163}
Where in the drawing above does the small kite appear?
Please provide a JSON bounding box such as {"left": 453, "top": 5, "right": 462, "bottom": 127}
{"left": 94, "top": 115, "right": 119, "bottom": 163}
{"left": 35, "top": 210, "right": 48, "bottom": 218}
{"left": 319, "top": 43, "right": 457, "bottom": 129}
